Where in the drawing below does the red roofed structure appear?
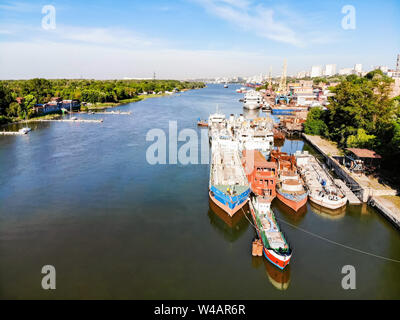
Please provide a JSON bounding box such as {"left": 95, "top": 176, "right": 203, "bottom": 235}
{"left": 346, "top": 148, "right": 382, "bottom": 159}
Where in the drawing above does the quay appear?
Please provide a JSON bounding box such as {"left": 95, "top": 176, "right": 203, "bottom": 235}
{"left": 302, "top": 133, "right": 400, "bottom": 229}
{"left": 369, "top": 196, "right": 400, "bottom": 230}
{"left": 333, "top": 179, "right": 362, "bottom": 205}
{"left": 31, "top": 119, "right": 104, "bottom": 123}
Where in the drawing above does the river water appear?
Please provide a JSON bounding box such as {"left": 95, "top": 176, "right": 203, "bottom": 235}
{"left": 0, "top": 84, "right": 399, "bottom": 299}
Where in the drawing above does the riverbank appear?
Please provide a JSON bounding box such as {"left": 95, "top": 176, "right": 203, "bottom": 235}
{"left": 1, "top": 91, "right": 176, "bottom": 126}
{"left": 84, "top": 92, "right": 177, "bottom": 109}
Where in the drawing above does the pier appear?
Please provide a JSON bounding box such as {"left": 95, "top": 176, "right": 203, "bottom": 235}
{"left": 0, "top": 131, "right": 27, "bottom": 135}
{"left": 31, "top": 119, "right": 104, "bottom": 123}
{"left": 333, "top": 179, "right": 362, "bottom": 205}
{"left": 79, "top": 111, "right": 131, "bottom": 115}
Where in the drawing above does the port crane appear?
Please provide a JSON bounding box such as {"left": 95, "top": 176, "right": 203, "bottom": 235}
{"left": 275, "top": 59, "right": 290, "bottom": 104}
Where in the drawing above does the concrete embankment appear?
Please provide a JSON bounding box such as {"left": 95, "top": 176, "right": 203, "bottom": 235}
{"left": 302, "top": 133, "right": 400, "bottom": 230}
{"left": 370, "top": 196, "right": 400, "bottom": 230}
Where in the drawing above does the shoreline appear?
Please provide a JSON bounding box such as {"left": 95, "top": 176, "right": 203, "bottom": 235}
{"left": 1, "top": 89, "right": 194, "bottom": 127}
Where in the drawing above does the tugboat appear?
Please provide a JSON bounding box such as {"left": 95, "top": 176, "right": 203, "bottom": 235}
{"left": 270, "top": 149, "right": 308, "bottom": 212}
{"left": 249, "top": 196, "right": 292, "bottom": 269}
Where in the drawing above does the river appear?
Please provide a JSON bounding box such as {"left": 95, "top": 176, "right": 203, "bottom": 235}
{"left": 0, "top": 84, "right": 399, "bottom": 299}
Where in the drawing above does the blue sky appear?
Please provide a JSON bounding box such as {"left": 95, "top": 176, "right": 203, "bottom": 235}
{"left": 0, "top": 0, "right": 399, "bottom": 79}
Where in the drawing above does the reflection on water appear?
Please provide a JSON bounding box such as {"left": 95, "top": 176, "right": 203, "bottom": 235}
{"left": 207, "top": 199, "right": 249, "bottom": 242}
{"left": 272, "top": 198, "right": 307, "bottom": 225}
{"left": 1, "top": 121, "right": 51, "bottom": 132}
{"left": 309, "top": 201, "right": 347, "bottom": 220}
{"left": 251, "top": 256, "right": 291, "bottom": 291}
{"left": 264, "top": 259, "right": 291, "bottom": 291}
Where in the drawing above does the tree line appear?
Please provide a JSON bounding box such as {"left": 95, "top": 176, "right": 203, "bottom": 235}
{"left": 0, "top": 78, "right": 205, "bottom": 122}
{"left": 304, "top": 70, "right": 400, "bottom": 168}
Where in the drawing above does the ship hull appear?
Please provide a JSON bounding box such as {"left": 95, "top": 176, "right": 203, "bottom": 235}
{"left": 209, "top": 190, "right": 249, "bottom": 217}
{"left": 309, "top": 195, "right": 347, "bottom": 210}
{"left": 243, "top": 103, "right": 260, "bottom": 110}
{"left": 276, "top": 190, "right": 308, "bottom": 212}
{"left": 249, "top": 204, "right": 291, "bottom": 269}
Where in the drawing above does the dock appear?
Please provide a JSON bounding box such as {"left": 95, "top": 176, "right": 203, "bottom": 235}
{"left": 369, "top": 196, "right": 400, "bottom": 230}
{"left": 334, "top": 179, "right": 362, "bottom": 205}
{"left": 0, "top": 131, "right": 26, "bottom": 135}
{"left": 303, "top": 133, "right": 400, "bottom": 231}
{"left": 80, "top": 111, "right": 131, "bottom": 115}
{"left": 31, "top": 119, "right": 103, "bottom": 123}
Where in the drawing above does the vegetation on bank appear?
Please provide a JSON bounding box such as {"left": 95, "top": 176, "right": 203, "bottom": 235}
{"left": 304, "top": 70, "right": 400, "bottom": 168}
{"left": 0, "top": 78, "right": 205, "bottom": 122}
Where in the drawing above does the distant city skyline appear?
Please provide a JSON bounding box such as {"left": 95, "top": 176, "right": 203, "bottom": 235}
{"left": 0, "top": 0, "right": 399, "bottom": 79}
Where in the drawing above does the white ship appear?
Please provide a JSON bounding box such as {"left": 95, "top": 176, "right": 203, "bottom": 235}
{"left": 243, "top": 90, "right": 262, "bottom": 110}
{"left": 228, "top": 115, "right": 274, "bottom": 157}
{"left": 208, "top": 108, "right": 226, "bottom": 142}
{"left": 295, "top": 151, "right": 348, "bottom": 210}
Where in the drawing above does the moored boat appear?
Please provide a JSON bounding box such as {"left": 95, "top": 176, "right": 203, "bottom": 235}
{"left": 249, "top": 196, "right": 292, "bottom": 269}
{"left": 209, "top": 138, "right": 250, "bottom": 217}
{"left": 197, "top": 118, "right": 208, "bottom": 127}
{"left": 243, "top": 90, "right": 262, "bottom": 110}
{"left": 295, "top": 151, "right": 347, "bottom": 210}
{"left": 271, "top": 150, "right": 308, "bottom": 212}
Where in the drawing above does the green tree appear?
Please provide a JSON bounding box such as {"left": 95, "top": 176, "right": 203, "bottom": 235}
{"left": 0, "top": 83, "right": 12, "bottom": 115}
{"left": 23, "top": 94, "right": 37, "bottom": 118}
{"left": 346, "top": 128, "right": 376, "bottom": 149}
{"left": 304, "top": 107, "right": 328, "bottom": 136}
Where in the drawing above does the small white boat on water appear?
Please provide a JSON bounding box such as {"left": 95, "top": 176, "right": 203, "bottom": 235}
{"left": 18, "top": 127, "right": 31, "bottom": 134}
{"left": 295, "top": 151, "right": 347, "bottom": 210}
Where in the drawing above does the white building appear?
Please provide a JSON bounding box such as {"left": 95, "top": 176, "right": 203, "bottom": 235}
{"left": 310, "top": 66, "right": 323, "bottom": 78}
{"left": 354, "top": 64, "right": 363, "bottom": 74}
{"left": 339, "top": 68, "right": 354, "bottom": 76}
{"left": 324, "top": 64, "right": 337, "bottom": 77}
{"left": 296, "top": 71, "right": 310, "bottom": 79}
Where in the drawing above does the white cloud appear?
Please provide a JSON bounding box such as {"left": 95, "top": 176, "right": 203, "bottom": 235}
{"left": 195, "top": 0, "right": 302, "bottom": 46}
